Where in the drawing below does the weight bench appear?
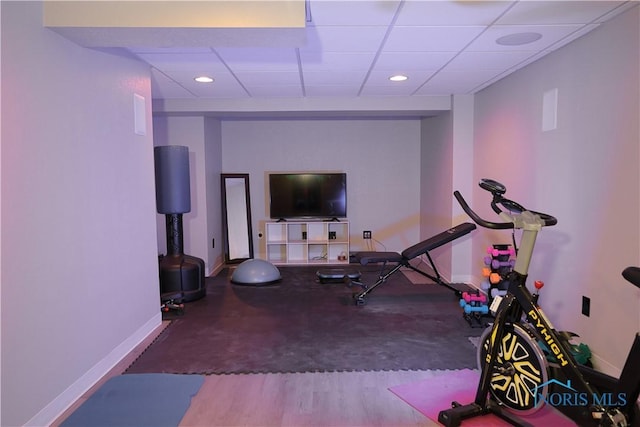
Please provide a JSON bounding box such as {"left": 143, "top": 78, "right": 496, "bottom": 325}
{"left": 350, "top": 222, "right": 476, "bottom": 305}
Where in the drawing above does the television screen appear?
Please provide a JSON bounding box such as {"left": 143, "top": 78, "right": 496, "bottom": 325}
{"left": 269, "top": 173, "right": 347, "bottom": 220}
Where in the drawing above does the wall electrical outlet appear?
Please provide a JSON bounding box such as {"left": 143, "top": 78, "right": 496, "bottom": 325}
{"left": 363, "top": 230, "right": 372, "bottom": 239}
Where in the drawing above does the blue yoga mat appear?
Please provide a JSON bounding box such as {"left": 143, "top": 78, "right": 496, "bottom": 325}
{"left": 61, "top": 373, "right": 204, "bottom": 427}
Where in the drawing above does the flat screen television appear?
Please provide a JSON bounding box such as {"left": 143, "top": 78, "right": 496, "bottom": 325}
{"left": 269, "top": 173, "right": 347, "bottom": 220}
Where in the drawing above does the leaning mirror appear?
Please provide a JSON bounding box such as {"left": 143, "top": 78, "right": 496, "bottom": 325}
{"left": 221, "top": 174, "right": 254, "bottom": 264}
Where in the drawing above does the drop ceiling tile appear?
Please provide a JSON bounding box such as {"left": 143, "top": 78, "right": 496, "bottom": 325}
{"left": 414, "top": 68, "right": 505, "bottom": 95}
{"left": 365, "top": 70, "right": 433, "bottom": 90}
{"left": 466, "top": 24, "right": 588, "bottom": 52}
{"left": 215, "top": 48, "right": 299, "bottom": 71}
{"left": 395, "top": 0, "right": 516, "bottom": 26}
{"left": 303, "top": 71, "right": 368, "bottom": 85}
{"left": 159, "top": 69, "right": 248, "bottom": 97}
{"left": 234, "top": 71, "right": 302, "bottom": 86}
{"left": 150, "top": 68, "right": 197, "bottom": 99}
{"left": 118, "top": 0, "right": 633, "bottom": 100}
{"left": 307, "top": 0, "right": 401, "bottom": 26}
{"left": 384, "top": 26, "right": 486, "bottom": 52}
{"left": 135, "top": 52, "right": 227, "bottom": 72}
{"left": 542, "top": 23, "right": 600, "bottom": 51}
{"left": 445, "top": 51, "right": 537, "bottom": 71}
{"left": 374, "top": 51, "right": 457, "bottom": 71}
{"left": 299, "top": 51, "right": 376, "bottom": 71}
{"left": 302, "top": 26, "right": 388, "bottom": 52}
{"left": 496, "top": 1, "right": 627, "bottom": 25}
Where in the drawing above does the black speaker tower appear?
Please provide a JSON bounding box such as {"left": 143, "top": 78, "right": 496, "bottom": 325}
{"left": 154, "top": 145, "right": 205, "bottom": 303}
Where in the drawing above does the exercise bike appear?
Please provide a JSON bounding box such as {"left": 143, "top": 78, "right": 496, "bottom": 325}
{"left": 438, "top": 179, "right": 640, "bottom": 427}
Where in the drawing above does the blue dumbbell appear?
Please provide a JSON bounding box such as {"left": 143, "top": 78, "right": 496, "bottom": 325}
{"left": 463, "top": 303, "right": 489, "bottom": 315}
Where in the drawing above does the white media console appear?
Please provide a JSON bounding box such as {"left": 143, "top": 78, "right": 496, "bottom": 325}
{"left": 264, "top": 220, "right": 349, "bottom": 265}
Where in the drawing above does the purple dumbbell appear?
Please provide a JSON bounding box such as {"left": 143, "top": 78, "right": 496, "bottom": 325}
{"left": 491, "top": 259, "right": 516, "bottom": 269}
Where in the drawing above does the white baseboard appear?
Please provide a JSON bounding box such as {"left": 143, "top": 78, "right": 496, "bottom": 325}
{"left": 26, "top": 313, "right": 162, "bottom": 427}
{"left": 209, "top": 260, "right": 225, "bottom": 277}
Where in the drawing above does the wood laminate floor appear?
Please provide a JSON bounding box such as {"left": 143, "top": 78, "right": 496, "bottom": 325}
{"left": 52, "top": 322, "right": 439, "bottom": 427}
{"left": 179, "top": 370, "right": 439, "bottom": 427}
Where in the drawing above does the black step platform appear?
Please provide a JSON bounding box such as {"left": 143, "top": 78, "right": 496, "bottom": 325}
{"left": 317, "top": 268, "right": 361, "bottom": 284}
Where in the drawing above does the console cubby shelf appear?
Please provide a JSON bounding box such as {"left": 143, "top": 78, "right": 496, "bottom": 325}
{"left": 265, "top": 221, "right": 349, "bottom": 265}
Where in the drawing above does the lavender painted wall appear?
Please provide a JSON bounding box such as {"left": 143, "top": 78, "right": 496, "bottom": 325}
{"left": 221, "top": 119, "right": 422, "bottom": 255}
{"left": 472, "top": 6, "right": 639, "bottom": 373}
{"left": 1, "top": 2, "right": 160, "bottom": 425}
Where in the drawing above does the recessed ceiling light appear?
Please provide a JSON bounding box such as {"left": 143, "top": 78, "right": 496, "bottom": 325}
{"left": 389, "top": 74, "right": 408, "bottom": 82}
{"left": 194, "top": 76, "right": 214, "bottom": 83}
{"left": 496, "top": 32, "right": 543, "bottom": 46}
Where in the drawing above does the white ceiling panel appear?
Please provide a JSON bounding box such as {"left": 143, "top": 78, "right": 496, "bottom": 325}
{"left": 384, "top": 26, "right": 487, "bottom": 51}
{"left": 496, "top": 1, "right": 628, "bottom": 25}
{"left": 539, "top": 23, "right": 601, "bottom": 51}
{"left": 300, "top": 51, "right": 377, "bottom": 71}
{"left": 149, "top": 68, "right": 198, "bottom": 99}
{"left": 160, "top": 69, "right": 249, "bottom": 98}
{"left": 365, "top": 70, "right": 434, "bottom": 90}
{"left": 303, "top": 71, "right": 368, "bottom": 85}
{"left": 307, "top": 0, "right": 401, "bottom": 26}
{"left": 302, "top": 26, "right": 389, "bottom": 52}
{"left": 215, "top": 48, "right": 300, "bottom": 71}
{"left": 445, "top": 50, "right": 538, "bottom": 71}
{"left": 65, "top": 0, "right": 637, "bottom": 104}
{"left": 414, "top": 68, "right": 503, "bottom": 95}
{"left": 234, "top": 71, "right": 301, "bottom": 86}
{"left": 374, "top": 51, "right": 457, "bottom": 71}
{"left": 395, "top": 1, "right": 515, "bottom": 26}
{"left": 135, "top": 52, "right": 227, "bottom": 72}
{"left": 467, "top": 24, "right": 590, "bottom": 51}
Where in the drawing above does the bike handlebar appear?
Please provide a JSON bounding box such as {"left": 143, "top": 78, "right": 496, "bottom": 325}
{"left": 454, "top": 190, "right": 513, "bottom": 229}
{"left": 454, "top": 179, "right": 558, "bottom": 229}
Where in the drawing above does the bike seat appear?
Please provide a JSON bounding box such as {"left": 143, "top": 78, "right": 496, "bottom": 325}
{"left": 622, "top": 267, "right": 640, "bottom": 289}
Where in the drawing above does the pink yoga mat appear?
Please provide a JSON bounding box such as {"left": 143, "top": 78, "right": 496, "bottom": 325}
{"left": 389, "top": 369, "right": 576, "bottom": 426}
